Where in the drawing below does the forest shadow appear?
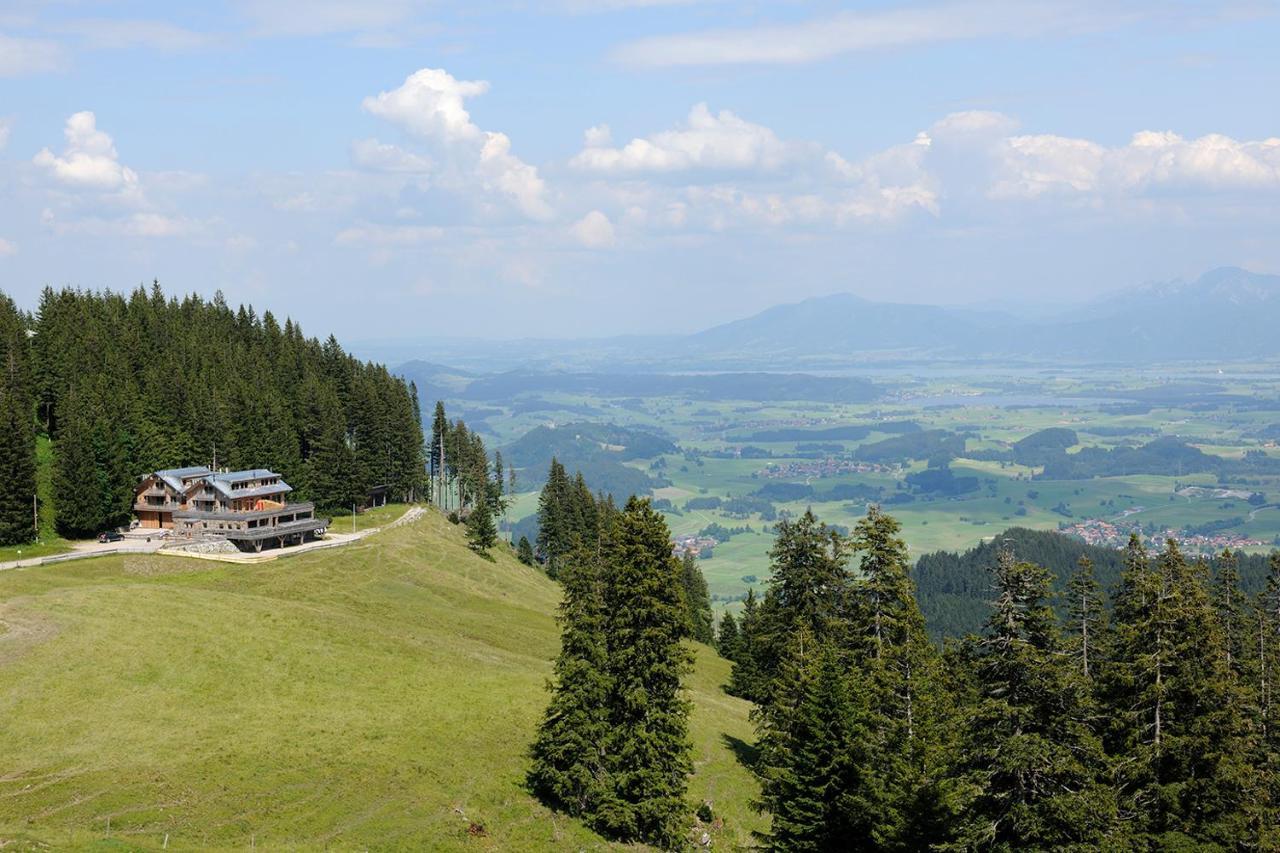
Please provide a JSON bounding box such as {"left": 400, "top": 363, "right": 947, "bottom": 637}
{"left": 722, "top": 733, "right": 760, "bottom": 772}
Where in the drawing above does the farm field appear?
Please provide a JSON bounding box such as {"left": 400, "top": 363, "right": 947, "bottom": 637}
{"left": 462, "top": 364, "right": 1280, "bottom": 610}
{"left": 0, "top": 510, "right": 762, "bottom": 850}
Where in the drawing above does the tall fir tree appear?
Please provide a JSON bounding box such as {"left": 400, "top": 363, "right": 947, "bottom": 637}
{"left": 466, "top": 497, "right": 497, "bottom": 556}
{"left": 681, "top": 551, "right": 715, "bottom": 644}
{"left": 517, "top": 535, "right": 535, "bottom": 566}
{"left": 753, "top": 630, "right": 863, "bottom": 851}
{"left": 51, "top": 386, "right": 109, "bottom": 537}
{"left": 0, "top": 294, "right": 36, "bottom": 545}
{"left": 528, "top": 546, "right": 612, "bottom": 817}
{"left": 958, "top": 551, "right": 1117, "bottom": 850}
{"left": 1103, "top": 538, "right": 1264, "bottom": 846}
{"left": 1064, "top": 555, "right": 1106, "bottom": 680}
{"left": 595, "top": 497, "right": 693, "bottom": 848}
{"left": 717, "top": 610, "right": 740, "bottom": 660}
{"left": 536, "top": 458, "right": 573, "bottom": 578}
{"left": 846, "top": 505, "right": 957, "bottom": 849}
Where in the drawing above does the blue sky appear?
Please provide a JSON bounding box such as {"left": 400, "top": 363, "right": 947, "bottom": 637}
{"left": 1, "top": 1, "right": 1279, "bottom": 340}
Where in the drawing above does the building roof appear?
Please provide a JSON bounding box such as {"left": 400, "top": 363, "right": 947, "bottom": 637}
{"left": 211, "top": 469, "right": 280, "bottom": 484}
{"left": 199, "top": 469, "right": 292, "bottom": 500}
{"left": 153, "top": 466, "right": 213, "bottom": 492}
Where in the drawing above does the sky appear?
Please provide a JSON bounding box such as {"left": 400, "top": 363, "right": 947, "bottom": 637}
{"left": 1, "top": 1, "right": 1279, "bottom": 342}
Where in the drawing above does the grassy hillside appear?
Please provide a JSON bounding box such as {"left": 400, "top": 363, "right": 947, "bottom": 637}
{"left": 0, "top": 510, "right": 763, "bottom": 850}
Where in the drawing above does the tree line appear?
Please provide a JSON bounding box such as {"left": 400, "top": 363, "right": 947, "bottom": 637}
{"left": 0, "top": 284, "right": 426, "bottom": 541}
{"left": 715, "top": 506, "right": 1280, "bottom": 850}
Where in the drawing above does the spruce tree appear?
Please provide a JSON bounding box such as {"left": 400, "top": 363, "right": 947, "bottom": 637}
{"left": 681, "top": 551, "right": 715, "bottom": 644}
{"left": 537, "top": 459, "right": 572, "bottom": 578}
{"left": 753, "top": 630, "right": 862, "bottom": 850}
{"left": 528, "top": 546, "right": 612, "bottom": 816}
{"left": 52, "top": 386, "right": 109, "bottom": 537}
{"left": 1257, "top": 554, "right": 1280, "bottom": 821}
{"left": 1214, "top": 549, "right": 1249, "bottom": 679}
{"left": 959, "top": 551, "right": 1116, "bottom": 850}
{"left": 1064, "top": 555, "right": 1106, "bottom": 680}
{"left": 466, "top": 497, "right": 497, "bottom": 556}
{"left": 517, "top": 535, "right": 535, "bottom": 566}
{"left": 431, "top": 401, "right": 448, "bottom": 507}
{"left": 1104, "top": 538, "right": 1263, "bottom": 846}
{"left": 0, "top": 294, "right": 36, "bottom": 545}
{"left": 729, "top": 587, "right": 767, "bottom": 701}
{"left": 596, "top": 497, "right": 693, "bottom": 847}
{"left": 717, "top": 610, "right": 740, "bottom": 660}
{"left": 847, "top": 505, "right": 957, "bottom": 849}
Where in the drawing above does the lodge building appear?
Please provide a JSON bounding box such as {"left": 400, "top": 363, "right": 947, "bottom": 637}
{"left": 134, "top": 466, "right": 328, "bottom": 551}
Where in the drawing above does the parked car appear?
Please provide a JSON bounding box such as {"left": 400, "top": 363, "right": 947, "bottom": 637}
{"left": 97, "top": 531, "right": 124, "bottom": 543}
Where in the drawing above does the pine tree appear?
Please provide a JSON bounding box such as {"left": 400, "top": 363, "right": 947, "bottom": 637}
{"left": 729, "top": 587, "right": 767, "bottom": 701}
{"left": 537, "top": 458, "right": 572, "bottom": 578}
{"left": 595, "top": 497, "right": 693, "bottom": 847}
{"left": 1103, "top": 538, "right": 1264, "bottom": 846}
{"left": 0, "top": 294, "right": 36, "bottom": 545}
{"left": 1214, "top": 549, "right": 1249, "bottom": 679}
{"left": 846, "top": 505, "right": 957, "bottom": 849}
{"left": 466, "top": 497, "right": 498, "bottom": 556}
{"left": 528, "top": 546, "right": 612, "bottom": 816}
{"left": 52, "top": 386, "right": 108, "bottom": 537}
{"left": 1258, "top": 554, "right": 1280, "bottom": 821}
{"left": 681, "top": 551, "right": 715, "bottom": 644}
{"left": 431, "top": 401, "right": 448, "bottom": 507}
{"left": 717, "top": 610, "right": 740, "bottom": 660}
{"left": 753, "top": 630, "right": 862, "bottom": 850}
{"left": 1064, "top": 555, "right": 1106, "bottom": 680}
{"left": 517, "top": 535, "right": 535, "bottom": 566}
{"left": 959, "top": 550, "right": 1116, "bottom": 850}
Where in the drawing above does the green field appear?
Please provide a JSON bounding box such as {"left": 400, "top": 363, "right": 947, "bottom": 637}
{"left": 0, "top": 510, "right": 762, "bottom": 850}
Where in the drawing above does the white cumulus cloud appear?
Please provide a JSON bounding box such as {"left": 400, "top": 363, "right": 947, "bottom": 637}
{"left": 570, "top": 210, "right": 617, "bottom": 247}
{"left": 362, "top": 68, "right": 551, "bottom": 219}
{"left": 572, "top": 103, "right": 790, "bottom": 173}
{"left": 0, "top": 238, "right": 16, "bottom": 257}
{"left": 33, "top": 112, "right": 139, "bottom": 191}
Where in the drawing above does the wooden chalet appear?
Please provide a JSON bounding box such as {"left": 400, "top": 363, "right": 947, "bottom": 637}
{"left": 134, "top": 467, "right": 329, "bottom": 552}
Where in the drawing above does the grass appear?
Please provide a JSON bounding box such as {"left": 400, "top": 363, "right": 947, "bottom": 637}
{"left": 0, "top": 509, "right": 763, "bottom": 850}
{"left": 319, "top": 500, "right": 413, "bottom": 534}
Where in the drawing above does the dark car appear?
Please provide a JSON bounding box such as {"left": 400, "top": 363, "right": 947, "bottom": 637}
{"left": 97, "top": 531, "right": 124, "bottom": 543}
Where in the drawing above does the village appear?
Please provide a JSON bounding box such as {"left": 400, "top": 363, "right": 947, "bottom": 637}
{"left": 1061, "top": 517, "right": 1270, "bottom": 555}
{"left": 670, "top": 534, "right": 718, "bottom": 560}
{"left": 755, "top": 457, "right": 893, "bottom": 480}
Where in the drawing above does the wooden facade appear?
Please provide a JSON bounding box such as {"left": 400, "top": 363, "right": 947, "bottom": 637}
{"left": 133, "top": 467, "right": 329, "bottom": 551}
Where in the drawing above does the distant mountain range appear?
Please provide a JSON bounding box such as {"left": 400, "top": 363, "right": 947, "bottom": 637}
{"left": 684, "top": 267, "right": 1280, "bottom": 364}
{"left": 385, "top": 267, "right": 1280, "bottom": 375}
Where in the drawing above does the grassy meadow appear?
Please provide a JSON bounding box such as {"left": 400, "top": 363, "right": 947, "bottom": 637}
{"left": 0, "top": 509, "right": 763, "bottom": 850}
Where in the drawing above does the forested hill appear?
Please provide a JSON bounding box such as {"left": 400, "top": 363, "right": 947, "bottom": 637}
{"left": 4, "top": 284, "right": 425, "bottom": 539}
{"left": 913, "top": 526, "right": 1275, "bottom": 640}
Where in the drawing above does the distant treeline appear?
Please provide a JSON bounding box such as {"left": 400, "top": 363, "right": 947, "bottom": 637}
{"left": 913, "top": 526, "right": 1274, "bottom": 640}
{"left": 460, "top": 371, "right": 879, "bottom": 403}
{"left": 0, "top": 284, "right": 425, "bottom": 540}
{"left": 736, "top": 420, "right": 919, "bottom": 442}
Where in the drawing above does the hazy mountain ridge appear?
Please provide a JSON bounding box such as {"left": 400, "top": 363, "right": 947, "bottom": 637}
{"left": 686, "top": 266, "right": 1280, "bottom": 363}
{"left": 387, "top": 267, "right": 1280, "bottom": 374}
